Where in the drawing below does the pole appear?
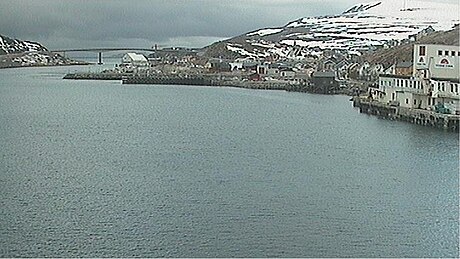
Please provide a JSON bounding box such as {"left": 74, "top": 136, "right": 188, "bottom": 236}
{"left": 98, "top": 52, "right": 103, "bottom": 65}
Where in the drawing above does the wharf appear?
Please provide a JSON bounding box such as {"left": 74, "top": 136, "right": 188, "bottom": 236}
{"left": 353, "top": 97, "right": 459, "bottom": 132}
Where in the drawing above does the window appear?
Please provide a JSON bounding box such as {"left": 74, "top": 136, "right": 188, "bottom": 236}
{"left": 445, "top": 50, "right": 449, "bottom": 56}
{"left": 406, "top": 99, "right": 409, "bottom": 104}
{"left": 438, "top": 50, "right": 443, "bottom": 56}
{"left": 419, "top": 46, "right": 426, "bottom": 56}
{"left": 456, "top": 85, "right": 459, "bottom": 93}
{"left": 414, "top": 99, "right": 417, "bottom": 105}
{"left": 451, "top": 84, "right": 454, "bottom": 93}
{"left": 452, "top": 51, "right": 456, "bottom": 57}
{"left": 428, "top": 98, "right": 431, "bottom": 105}
{"left": 392, "top": 93, "right": 395, "bottom": 100}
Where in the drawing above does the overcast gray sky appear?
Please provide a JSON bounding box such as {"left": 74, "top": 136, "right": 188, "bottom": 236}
{"left": 0, "top": 0, "right": 458, "bottom": 49}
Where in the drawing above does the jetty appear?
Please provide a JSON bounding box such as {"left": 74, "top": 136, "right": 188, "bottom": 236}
{"left": 353, "top": 97, "right": 459, "bottom": 132}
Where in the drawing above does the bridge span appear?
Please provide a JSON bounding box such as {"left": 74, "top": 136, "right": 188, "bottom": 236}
{"left": 50, "top": 47, "right": 192, "bottom": 64}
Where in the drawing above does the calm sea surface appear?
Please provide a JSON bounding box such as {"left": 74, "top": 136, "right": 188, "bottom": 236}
{"left": 0, "top": 64, "right": 458, "bottom": 257}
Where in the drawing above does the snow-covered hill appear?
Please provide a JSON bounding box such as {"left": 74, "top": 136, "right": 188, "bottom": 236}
{"left": 204, "top": 0, "right": 459, "bottom": 59}
{"left": 0, "top": 34, "right": 89, "bottom": 68}
{"left": 0, "top": 34, "right": 47, "bottom": 55}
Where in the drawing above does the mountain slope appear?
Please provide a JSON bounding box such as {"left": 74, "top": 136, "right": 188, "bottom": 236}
{"left": 364, "top": 25, "right": 460, "bottom": 66}
{"left": 0, "top": 34, "right": 47, "bottom": 55}
{"left": 204, "top": 0, "right": 459, "bottom": 60}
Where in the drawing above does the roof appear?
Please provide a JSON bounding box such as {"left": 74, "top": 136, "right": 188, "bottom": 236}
{"left": 396, "top": 61, "right": 413, "bottom": 68}
{"left": 124, "top": 53, "right": 148, "bottom": 62}
{"left": 380, "top": 74, "right": 411, "bottom": 79}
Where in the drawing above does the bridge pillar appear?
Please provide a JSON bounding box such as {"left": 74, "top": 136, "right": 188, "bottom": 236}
{"left": 98, "top": 52, "right": 103, "bottom": 65}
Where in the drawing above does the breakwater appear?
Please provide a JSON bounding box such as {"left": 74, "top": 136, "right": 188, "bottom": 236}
{"left": 63, "top": 73, "right": 128, "bottom": 80}
{"left": 63, "top": 73, "right": 352, "bottom": 94}
{"left": 353, "top": 97, "right": 459, "bottom": 132}
{"left": 122, "top": 75, "right": 294, "bottom": 91}
{"left": 122, "top": 76, "right": 213, "bottom": 86}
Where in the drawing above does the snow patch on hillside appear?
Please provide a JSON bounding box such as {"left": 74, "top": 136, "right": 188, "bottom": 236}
{"left": 0, "top": 35, "right": 47, "bottom": 54}
{"left": 247, "top": 28, "right": 283, "bottom": 37}
{"left": 220, "top": 0, "right": 459, "bottom": 59}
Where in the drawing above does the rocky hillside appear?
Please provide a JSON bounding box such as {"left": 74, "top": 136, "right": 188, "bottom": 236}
{"left": 0, "top": 34, "right": 47, "bottom": 55}
{"left": 364, "top": 25, "right": 460, "bottom": 66}
{"left": 0, "top": 34, "right": 88, "bottom": 68}
{"left": 203, "top": 0, "right": 459, "bottom": 60}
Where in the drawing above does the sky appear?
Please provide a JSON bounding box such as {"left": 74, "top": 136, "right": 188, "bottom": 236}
{"left": 0, "top": 0, "right": 459, "bottom": 49}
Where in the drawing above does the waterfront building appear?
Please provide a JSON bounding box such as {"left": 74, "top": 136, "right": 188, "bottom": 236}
{"left": 122, "top": 53, "right": 149, "bottom": 67}
{"left": 371, "top": 44, "right": 459, "bottom": 114}
{"left": 311, "top": 71, "right": 337, "bottom": 94}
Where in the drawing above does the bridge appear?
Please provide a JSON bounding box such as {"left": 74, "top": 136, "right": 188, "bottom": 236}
{"left": 50, "top": 47, "right": 195, "bottom": 64}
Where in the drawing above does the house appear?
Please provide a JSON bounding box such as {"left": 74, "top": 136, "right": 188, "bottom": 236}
{"left": 335, "top": 60, "right": 351, "bottom": 80}
{"left": 206, "top": 59, "right": 231, "bottom": 72}
{"left": 395, "top": 61, "right": 413, "bottom": 76}
{"left": 347, "top": 63, "right": 361, "bottom": 80}
{"left": 279, "top": 68, "right": 296, "bottom": 80}
{"left": 229, "top": 62, "right": 244, "bottom": 71}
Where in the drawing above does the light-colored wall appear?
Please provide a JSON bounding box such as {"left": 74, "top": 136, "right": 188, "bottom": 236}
{"left": 414, "top": 44, "right": 460, "bottom": 79}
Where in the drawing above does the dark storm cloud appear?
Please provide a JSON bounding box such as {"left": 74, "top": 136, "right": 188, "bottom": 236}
{"left": 0, "top": 0, "right": 458, "bottom": 49}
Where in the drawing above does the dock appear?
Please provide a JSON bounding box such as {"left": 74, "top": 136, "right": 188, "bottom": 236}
{"left": 353, "top": 97, "right": 460, "bottom": 132}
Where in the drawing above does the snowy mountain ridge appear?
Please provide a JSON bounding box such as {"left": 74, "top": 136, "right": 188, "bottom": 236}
{"left": 0, "top": 34, "right": 47, "bottom": 55}
{"left": 204, "top": 0, "right": 459, "bottom": 59}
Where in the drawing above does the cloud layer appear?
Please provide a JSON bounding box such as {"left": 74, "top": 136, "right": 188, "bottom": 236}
{"left": 0, "top": 0, "right": 458, "bottom": 49}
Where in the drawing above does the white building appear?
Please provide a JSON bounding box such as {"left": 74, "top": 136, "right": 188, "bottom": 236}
{"left": 122, "top": 53, "right": 149, "bottom": 67}
{"left": 371, "top": 44, "right": 459, "bottom": 114}
{"left": 413, "top": 44, "right": 459, "bottom": 79}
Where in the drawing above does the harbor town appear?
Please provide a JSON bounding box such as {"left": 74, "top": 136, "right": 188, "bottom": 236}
{"left": 1, "top": 1, "right": 459, "bottom": 258}
{"left": 63, "top": 40, "right": 460, "bottom": 131}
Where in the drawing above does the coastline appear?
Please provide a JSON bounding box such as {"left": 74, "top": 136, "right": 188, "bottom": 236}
{"left": 0, "top": 62, "right": 92, "bottom": 70}
{"left": 0, "top": 51, "right": 92, "bottom": 70}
